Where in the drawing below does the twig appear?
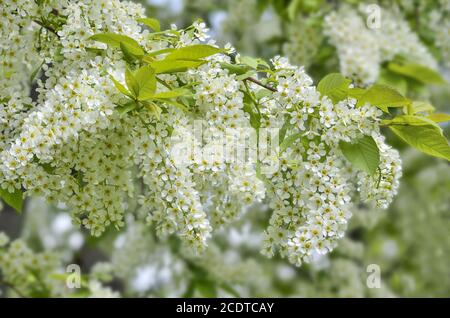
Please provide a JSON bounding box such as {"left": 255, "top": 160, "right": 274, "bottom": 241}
{"left": 33, "top": 20, "right": 59, "bottom": 37}
{"left": 245, "top": 77, "right": 277, "bottom": 92}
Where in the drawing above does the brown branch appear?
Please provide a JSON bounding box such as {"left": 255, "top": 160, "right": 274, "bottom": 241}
{"left": 33, "top": 20, "right": 59, "bottom": 37}
{"left": 245, "top": 77, "right": 277, "bottom": 92}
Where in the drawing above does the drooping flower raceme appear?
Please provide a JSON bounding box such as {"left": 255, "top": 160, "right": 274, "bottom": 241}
{"left": 256, "top": 57, "right": 401, "bottom": 265}
{"left": 0, "top": 0, "right": 401, "bottom": 266}
{"left": 324, "top": 5, "right": 438, "bottom": 85}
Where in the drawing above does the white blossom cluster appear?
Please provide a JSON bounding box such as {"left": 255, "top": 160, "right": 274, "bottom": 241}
{"left": 1, "top": 0, "right": 145, "bottom": 239}
{"left": 0, "top": 0, "right": 264, "bottom": 253}
{"left": 0, "top": 230, "right": 119, "bottom": 297}
{"left": 0, "top": 0, "right": 402, "bottom": 265}
{"left": 257, "top": 57, "right": 401, "bottom": 266}
{"left": 107, "top": 216, "right": 264, "bottom": 296}
{"left": 132, "top": 46, "right": 267, "bottom": 251}
{"left": 324, "top": 5, "right": 437, "bottom": 85}
{"left": 284, "top": 15, "right": 324, "bottom": 69}
{"left": 0, "top": 232, "right": 62, "bottom": 297}
{"left": 0, "top": 0, "right": 40, "bottom": 153}
{"left": 429, "top": 3, "right": 450, "bottom": 69}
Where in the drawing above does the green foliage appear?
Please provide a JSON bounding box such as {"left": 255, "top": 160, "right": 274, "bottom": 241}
{"left": 30, "top": 60, "right": 45, "bottom": 83}
{"left": 428, "top": 113, "right": 450, "bottom": 123}
{"left": 381, "top": 115, "right": 441, "bottom": 129}
{"left": 164, "top": 44, "right": 223, "bottom": 61}
{"left": 89, "top": 33, "right": 142, "bottom": 49}
{"left": 137, "top": 17, "right": 161, "bottom": 32}
{"left": 0, "top": 187, "right": 23, "bottom": 213}
{"left": 146, "top": 59, "right": 205, "bottom": 74}
{"left": 125, "top": 68, "right": 140, "bottom": 97}
{"left": 389, "top": 120, "right": 450, "bottom": 161}
{"left": 387, "top": 61, "right": 446, "bottom": 85}
{"left": 317, "top": 73, "right": 351, "bottom": 103}
{"left": 110, "top": 76, "right": 133, "bottom": 98}
{"left": 242, "top": 89, "right": 262, "bottom": 130}
{"left": 377, "top": 69, "right": 408, "bottom": 96}
{"left": 120, "top": 42, "right": 144, "bottom": 62}
{"left": 339, "top": 135, "right": 380, "bottom": 175}
{"left": 151, "top": 88, "right": 191, "bottom": 99}
{"left": 134, "top": 65, "right": 157, "bottom": 100}
{"left": 239, "top": 56, "right": 270, "bottom": 70}
{"left": 356, "top": 84, "right": 411, "bottom": 113}
{"left": 410, "top": 101, "right": 435, "bottom": 114}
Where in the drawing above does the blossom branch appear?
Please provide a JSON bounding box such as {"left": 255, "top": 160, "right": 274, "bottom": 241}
{"left": 33, "top": 20, "right": 60, "bottom": 37}
{"left": 245, "top": 77, "right": 277, "bottom": 92}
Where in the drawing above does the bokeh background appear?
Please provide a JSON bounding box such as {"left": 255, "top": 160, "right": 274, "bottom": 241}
{"left": 1, "top": 0, "right": 449, "bottom": 297}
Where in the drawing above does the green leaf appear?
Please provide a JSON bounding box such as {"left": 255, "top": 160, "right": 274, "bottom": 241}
{"left": 144, "top": 48, "right": 175, "bottom": 59}
{"left": 0, "top": 187, "right": 23, "bottom": 213}
{"left": 388, "top": 62, "right": 446, "bottom": 85}
{"left": 339, "top": 135, "right": 380, "bottom": 175}
{"left": 125, "top": 68, "right": 139, "bottom": 97}
{"left": 357, "top": 84, "right": 411, "bottom": 113}
{"left": 120, "top": 42, "right": 144, "bottom": 62}
{"left": 411, "top": 101, "right": 435, "bottom": 114}
{"left": 147, "top": 59, "right": 205, "bottom": 74}
{"left": 317, "top": 73, "right": 351, "bottom": 103}
{"left": 116, "top": 101, "right": 138, "bottom": 116}
{"left": 243, "top": 102, "right": 261, "bottom": 130}
{"left": 347, "top": 87, "right": 367, "bottom": 99}
{"left": 156, "top": 99, "right": 189, "bottom": 112}
{"left": 382, "top": 115, "right": 442, "bottom": 131}
{"left": 377, "top": 69, "right": 408, "bottom": 95}
{"left": 143, "top": 101, "right": 162, "bottom": 120}
{"left": 85, "top": 47, "right": 105, "bottom": 55}
{"left": 287, "top": 0, "right": 301, "bottom": 21}
{"left": 30, "top": 60, "right": 45, "bottom": 83}
{"left": 165, "top": 44, "right": 223, "bottom": 61}
{"left": 428, "top": 113, "right": 450, "bottom": 123}
{"left": 137, "top": 18, "right": 161, "bottom": 32}
{"left": 110, "top": 76, "right": 133, "bottom": 98}
{"left": 151, "top": 88, "right": 191, "bottom": 99}
{"left": 89, "top": 33, "right": 142, "bottom": 49}
{"left": 255, "top": 89, "right": 272, "bottom": 100}
{"left": 220, "top": 62, "right": 252, "bottom": 75}
{"left": 240, "top": 56, "right": 259, "bottom": 69}
{"left": 134, "top": 65, "right": 156, "bottom": 100}
{"left": 390, "top": 123, "right": 450, "bottom": 161}
{"left": 236, "top": 70, "right": 257, "bottom": 81}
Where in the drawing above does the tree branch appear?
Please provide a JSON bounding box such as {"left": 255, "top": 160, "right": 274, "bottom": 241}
{"left": 245, "top": 77, "right": 277, "bottom": 92}
{"left": 33, "top": 20, "right": 59, "bottom": 37}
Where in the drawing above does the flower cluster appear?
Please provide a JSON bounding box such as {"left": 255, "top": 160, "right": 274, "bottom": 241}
{"left": 284, "top": 15, "right": 324, "bottom": 69}
{"left": 429, "top": 3, "right": 450, "bottom": 69}
{"left": 0, "top": 0, "right": 402, "bottom": 266}
{"left": 0, "top": 232, "right": 62, "bottom": 297}
{"left": 258, "top": 57, "right": 401, "bottom": 265}
{"left": 324, "top": 5, "right": 437, "bottom": 85}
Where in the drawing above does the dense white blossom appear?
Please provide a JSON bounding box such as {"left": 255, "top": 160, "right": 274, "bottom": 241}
{"left": 0, "top": 0, "right": 402, "bottom": 267}
{"left": 324, "top": 5, "right": 437, "bottom": 85}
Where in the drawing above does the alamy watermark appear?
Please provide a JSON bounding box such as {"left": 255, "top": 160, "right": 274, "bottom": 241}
{"left": 366, "top": 263, "right": 381, "bottom": 289}
{"left": 169, "top": 120, "right": 280, "bottom": 174}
